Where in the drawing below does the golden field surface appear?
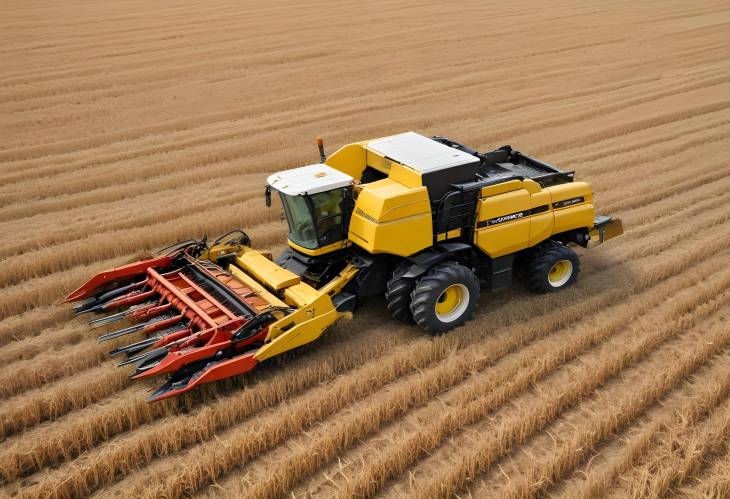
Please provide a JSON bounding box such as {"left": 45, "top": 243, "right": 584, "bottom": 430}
{"left": 1, "top": 0, "right": 730, "bottom": 497}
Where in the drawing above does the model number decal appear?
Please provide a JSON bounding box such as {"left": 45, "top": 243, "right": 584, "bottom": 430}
{"left": 489, "top": 212, "right": 526, "bottom": 225}
{"left": 477, "top": 211, "right": 527, "bottom": 228}
{"left": 552, "top": 196, "right": 584, "bottom": 209}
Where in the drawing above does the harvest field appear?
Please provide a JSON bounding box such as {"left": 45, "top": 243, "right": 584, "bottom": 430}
{"left": 1, "top": 0, "right": 730, "bottom": 497}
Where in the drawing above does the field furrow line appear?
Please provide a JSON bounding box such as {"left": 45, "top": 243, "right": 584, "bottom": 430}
{"left": 0, "top": 306, "right": 70, "bottom": 348}
{"left": 6, "top": 142, "right": 719, "bottom": 291}
{"left": 4, "top": 109, "right": 716, "bottom": 250}
{"left": 243, "top": 261, "right": 730, "bottom": 499}
{"left": 0, "top": 40, "right": 697, "bottom": 175}
{"left": 0, "top": 8, "right": 625, "bottom": 112}
{"left": 489, "top": 87, "right": 730, "bottom": 152}
{"left": 0, "top": 327, "right": 155, "bottom": 399}
{"left": 581, "top": 125, "right": 730, "bottom": 185}
{"left": 0, "top": 222, "right": 285, "bottom": 321}
{"left": 9, "top": 189, "right": 728, "bottom": 487}
{"left": 681, "top": 450, "right": 730, "bottom": 499}
{"left": 0, "top": 195, "right": 278, "bottom": 287}
{"left": 0, "top": 73, "right": 717, "bottom": 219}
{"left": 560, "top": 116, "right": 730, "bottom": 169}
{"left": 495, "top": 328, "right": 730, "bottom": 499}
{"left": 2, "top": 38, "right": 722, "bottom": 166}
{"left": 2, "top": 60, "right": 716, "bottom": 213}
{"left": 560, "top": 357, "right": 730, "bottom": 498}
{"left": 0, "top": 183, "right": 263, "bottom": 258}
{"left": 600, "top": 162, "right": 730, "bottom": 213}
{"left": 313, "top": 250, "right": 730, "bottom": 498}
{"left": 110, "top": 220, "right": 730, "bottom": 497}
{"left": 0, "top": 365, "right": 129, "bottom": 440}
{"left": 627, "top": 400, "right": 730, "bottom": 497}
{"left": 0, "top": 320, "right": 86, "bottom": 363}
{"left": 408, "top": 285, "right": 730, "bottom": 498}
{"left": 0, "top": 317, "right": 416, "bottom": 485}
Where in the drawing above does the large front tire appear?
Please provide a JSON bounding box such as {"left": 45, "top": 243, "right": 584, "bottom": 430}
{"left": 528, "top": 241, "right": 580, "bottom": 293}
{"left": 385, "top": 262, "right": 416, "bottom": 324}
{"left": 410, "top": 262, "right": 480, "bottom": 334}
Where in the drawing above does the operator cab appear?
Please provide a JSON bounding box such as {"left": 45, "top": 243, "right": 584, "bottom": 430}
{"left": 266, "top": 164, "right": 354, "bottom": 255}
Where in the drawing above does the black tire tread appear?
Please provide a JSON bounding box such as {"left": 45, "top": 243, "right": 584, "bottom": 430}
{"left": 385, "top": 261, "right": 416, "bottom": 324}
{"left": 410, "top": 262, "right": 480, "bottom": 334}
{"left": 527, "top": 241, "right": 580, "bottom": 293}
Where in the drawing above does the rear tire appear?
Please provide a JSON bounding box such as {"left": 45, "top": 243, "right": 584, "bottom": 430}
{"left": 528, "top": 241, "right": 579, "bottom": 293}
{"left": 385, "top": 262, "right": 416, "bottom": 324}
{"left": 410, "top": 262, "right": 480, "bottom": 334}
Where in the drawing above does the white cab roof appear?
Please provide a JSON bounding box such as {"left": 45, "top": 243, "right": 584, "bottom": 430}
{"left": 366, "top": 131, "right": 476, "bottom": 174}
{"left": 267, "top": 163, "right": 353, "bottom": 196}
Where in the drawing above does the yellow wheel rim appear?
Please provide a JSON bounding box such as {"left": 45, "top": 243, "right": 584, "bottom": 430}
{"left": 435, "top": 284, "right": 469, "bottom": 322}
{"left": 548, "top": 259, "right": 573, "bottom": 287}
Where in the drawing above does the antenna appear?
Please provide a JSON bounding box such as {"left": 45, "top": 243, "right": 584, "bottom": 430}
{"left": 316, "top": 136, "right": 326, "bottom": 163}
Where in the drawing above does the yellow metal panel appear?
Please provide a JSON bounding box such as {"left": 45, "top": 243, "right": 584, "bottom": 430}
{"left": 254, "top": 308, "right": 339, "bottom": 361}
{"left": 474, "top": 188, "right": 531, "bottom": 257}
{"left": 389, "top": 162, "right": 422, "bottom": 188}
{"left": 349, "top": 211, "right": 432, "bottom": 256}
{"left": 529, "top": 190, "right": 551, "bottom": 209}
{"left": 234, "top": 252, "right": 300, "bottom": 291}
{"left": 554, "top": 204, "right": 595, "bottom": 233}
{"left": 355, "top": 179, "right": 431, "bottom": 222}
{"left": 480, "top": 179, "right": 522, "bottom": 198}
{"left": 476, "top": 189, "right": 531, "bottom": 222}
{"left": 365, "top": 149, "right": 392, "bottom": 174}
{"left": 529, "top": 212, "right": 554, "bottom": 246}
{"left": 282, "top": 281, "right": 323, "bottom": 309}
{"left": 589, "top": 218, "right": 624, "bottom": 244}
{"left": 256, "top": 264, "right": 360, "bottom": 361}
{"left": 528, "top": 190, "right": 553, "bottom": 246}
{"left": 227, "top": 265, "right": 288, "bottom": 309}
{"left": 547, "top": 181, "right": 594, "bottom": 205}
{"left": 324, "top": 143, "right": 366, "bottom": 180}
{"left": 475, "top": 219, "right": 531, "bottom": 257}
{"left": 287, "top": 239, "right": 351, "bottom": 256}
{"left": 522, "top": 179, "right": 541, "bottom": 194}
{"left": 320, "top": 264, "right": 360, "bottom": 297}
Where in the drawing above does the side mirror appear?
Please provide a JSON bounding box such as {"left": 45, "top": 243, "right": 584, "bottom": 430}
{"left": 264, "top": 185, "right": 272, "bottom": 207}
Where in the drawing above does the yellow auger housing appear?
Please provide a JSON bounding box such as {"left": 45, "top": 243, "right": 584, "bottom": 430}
{"left": 65, "top": 131, "right": 622, "bottom": 401}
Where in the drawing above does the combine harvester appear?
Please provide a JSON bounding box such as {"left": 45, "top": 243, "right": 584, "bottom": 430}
{"left": 64, "top": 132, "right": 623, "bottom": 401}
